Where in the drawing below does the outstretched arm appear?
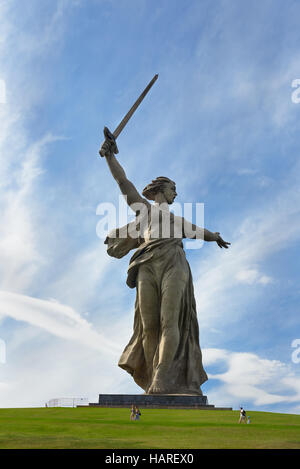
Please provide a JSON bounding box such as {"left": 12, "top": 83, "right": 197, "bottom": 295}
{"left": 100, "top": 140, "right": 146, "bottom": 208}
{"left": 182, "top": 219, "right": 231, "bottom": 249}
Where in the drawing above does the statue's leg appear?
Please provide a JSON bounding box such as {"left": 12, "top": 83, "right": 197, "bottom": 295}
{"left": 137, "top": 265, "right": 160, "bottom": 388}
{"left": 148, "top": 276, "right": 187, "bottom": 394}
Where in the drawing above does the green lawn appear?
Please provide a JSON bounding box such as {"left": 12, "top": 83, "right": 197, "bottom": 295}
{"left": 0, "top": 407, "right": 299, "bottom": 449}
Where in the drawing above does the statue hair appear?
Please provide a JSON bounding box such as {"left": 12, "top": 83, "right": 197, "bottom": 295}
{"left": 142, "top": 176, "right": 175, "bottom": 201}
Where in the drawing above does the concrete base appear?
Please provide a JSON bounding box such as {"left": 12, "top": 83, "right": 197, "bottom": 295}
{"left": 86, "top": 394, "right": 232, "bottom": 410}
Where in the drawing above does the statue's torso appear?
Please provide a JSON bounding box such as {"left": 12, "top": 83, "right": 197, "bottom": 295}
{"left": 139, "top": 203, "right": 184, "bottom": 243}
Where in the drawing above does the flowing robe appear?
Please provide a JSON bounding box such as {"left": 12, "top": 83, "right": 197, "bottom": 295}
{"left": 105, "top": 202, "right": 207, "bottom": 394}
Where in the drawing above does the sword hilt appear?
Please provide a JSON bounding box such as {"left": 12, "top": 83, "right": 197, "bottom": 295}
{"left": 99, "top": 127, "right": 119, "bottom": 157}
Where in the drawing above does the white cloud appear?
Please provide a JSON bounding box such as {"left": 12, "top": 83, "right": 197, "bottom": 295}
{"left": 203, "top": 348, "right": 300, "bottom": 411}
{"left": 0, "top": 291, "right": 120, "bottom": 356}
{"left": 1, "top": 0, "right": 82, "bottom": 61}
{"left": 0, "top": 299, "right": 136, "bottom": 408}
{"left": 0, "top": 131, "right": 67, "bottom": 293}
{"left": 45, "top": 241, "right": 112, "bottom": 311}
{"left": 237, "top": 168, "right": 258, "bottom": 176}
{"left": 236, "top": 269, "right": 273, "bottom": 285}
{"left": 0, "top": 328, "right": 127, "bottom": 408}
{"left": 0, "top": 5, "right": 78, "bottom": 296}
{"left": 193, "top": 165, "right": 300, "bottom": 329}
{"left": 281, "top": 376, "right": 300, "bottom": 403}
{"left": 259, "top": 275, "right": 273, "bottom": 285}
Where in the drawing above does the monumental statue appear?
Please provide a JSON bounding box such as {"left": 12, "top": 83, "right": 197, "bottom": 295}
{"left": 99, "top": 75, "right": 230, "bottom": 396}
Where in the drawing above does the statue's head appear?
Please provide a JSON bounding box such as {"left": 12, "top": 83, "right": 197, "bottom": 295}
{"left": 142, "top": 176, "right": 177, "bottom": 204}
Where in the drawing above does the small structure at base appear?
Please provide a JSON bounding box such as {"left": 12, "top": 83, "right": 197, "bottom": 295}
{"left": 47, "top": 397, "right": 89, "bottom": 407}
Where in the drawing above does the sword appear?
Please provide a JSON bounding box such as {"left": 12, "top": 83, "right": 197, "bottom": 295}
{"left": 99, "top": 74, "right": 158, "bottom": 157}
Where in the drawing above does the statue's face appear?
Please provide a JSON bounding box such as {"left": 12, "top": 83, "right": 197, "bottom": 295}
{"left": 163, "top": 182, "right": 177, "bottom": 204}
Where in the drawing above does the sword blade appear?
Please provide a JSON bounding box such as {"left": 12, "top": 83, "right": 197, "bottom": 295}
{"left": 112, "top": 74, "right": 158, "bottom": 139}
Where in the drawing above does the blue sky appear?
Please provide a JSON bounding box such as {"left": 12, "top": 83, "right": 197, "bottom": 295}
{"left": 0, "top": 0, "right": 300, "bottom": 413}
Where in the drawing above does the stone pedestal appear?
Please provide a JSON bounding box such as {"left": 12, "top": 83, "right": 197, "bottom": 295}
{"left": 87, "top": 393, "right": 227, "bottom": 409}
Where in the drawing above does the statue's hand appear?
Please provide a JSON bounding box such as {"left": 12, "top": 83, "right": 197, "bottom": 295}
{"left": 215, "top": 232, "right": 231, "bottom": 249}
{"left": 99, "top": 139, "right": 114, "bottom": 158}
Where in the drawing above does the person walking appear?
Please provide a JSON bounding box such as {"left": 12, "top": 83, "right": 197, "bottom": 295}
{"left": 238, "top": 407, "right": 246, "bottom": 424}
{"left": 130, "top": 404, "right": 135, "bottom": 421}
{"left": 135, "top": 406, "right": 141, "bottom": 421}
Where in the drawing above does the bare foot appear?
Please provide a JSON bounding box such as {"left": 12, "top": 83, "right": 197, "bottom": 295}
{"left": 148, "top": 376, "right": 170, "bottom": 394}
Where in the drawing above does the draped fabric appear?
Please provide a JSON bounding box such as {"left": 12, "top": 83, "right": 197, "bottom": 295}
{"left": 105, "top": 206, "right": 207, "bottom": 394}
{"left": 117, "top": 238, "right": 207, "bottom": 394}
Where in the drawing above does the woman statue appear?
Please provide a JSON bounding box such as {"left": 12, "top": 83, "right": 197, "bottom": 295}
{"left": 100, "top": 140, "right": 230, "bottom": 395}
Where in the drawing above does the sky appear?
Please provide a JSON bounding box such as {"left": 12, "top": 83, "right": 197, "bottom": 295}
{"left": 0, "top": 0, "right": 300, "bottom": 413}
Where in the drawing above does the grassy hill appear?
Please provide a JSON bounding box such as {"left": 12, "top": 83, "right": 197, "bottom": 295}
{"left": 0, "top": 407, "right": 299, "bottom": 449}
